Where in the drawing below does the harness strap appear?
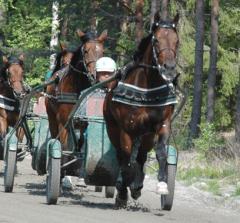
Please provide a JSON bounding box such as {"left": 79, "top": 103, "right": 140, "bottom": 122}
{"left": 56, "top": 92, "right": 78, "bottom": 104}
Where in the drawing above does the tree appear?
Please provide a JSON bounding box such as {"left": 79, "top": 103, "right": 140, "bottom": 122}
{"left": 90, "top": 1, "right": 99, "bottom": 34}
{"left": 150, "top": 0, "right": 160, "bottom": 26}
{"left": 135, "top": 0, "right": 144, "bottom": 45}
{"left": 161, "top": 0, "right": 169, "bottom": 20}
{"left": 189, "top": 0, "right": 205, "bottom": 137}
{"left": 49, "top": 1, "right": 60, "bottom": 70}
{"left": 0, "top": 2, "right": 6, "bottom": 46}
{"left": 235, "top": 50, "right": 240, "bottom": 145}
{"left": 207, "top": 0, "right": 219, "bottom": 123}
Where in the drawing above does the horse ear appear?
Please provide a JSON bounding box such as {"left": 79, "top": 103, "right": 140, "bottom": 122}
{"left": 2, "top": 55, "right": 8, "bottom": 64}
{"left": 98, "top": 30, "right": 108, "bottom": 42}
{"left": 19, "top": 54, "right": 25, "bottom": 62}
{"left": 154, "top": 11, "right": 161, "bottom": 23}
{"left": 173, "top": 13, "right": 180, "bottom": 26}
{"left": 76, "top": 29, "right": 85, "bottom": 38}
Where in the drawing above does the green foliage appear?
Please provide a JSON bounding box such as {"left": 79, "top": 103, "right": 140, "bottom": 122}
{"left": 235, "top": 186, "right": 240, "bottom": 196}
{"left": 25, "top": 57, "right": 49, "bottom": 86}
{"left": 0, "top": 0, "right": 238, "bottom": 136}
{"left": 206, "top": 180, "right": 221, "bottom": 195}
{"left": 193, "top": 122, "right": 225, "bottom": 157}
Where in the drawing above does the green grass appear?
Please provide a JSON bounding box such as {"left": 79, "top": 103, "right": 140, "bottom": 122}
{"left": 177, "top": 165, "right": 234, "bottom": 182}
{"left": 205, "top": 180, "right": 221, "bottom": 196}
{"left": 234, "top": 186, "right": 240, "bottom": 196}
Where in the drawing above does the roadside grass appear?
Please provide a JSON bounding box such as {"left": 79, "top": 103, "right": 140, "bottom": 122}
{"left": 177, "top": 150, "right": 240, "bottom": 197}
{"left": 234, "top": 186, "right": 240, "bottom": 196}
{"left": 205, "top": 180, "right": 221, "bottom": 196}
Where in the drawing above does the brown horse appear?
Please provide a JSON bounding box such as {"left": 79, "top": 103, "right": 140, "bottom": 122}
{"left": 45, "top": 30, "right": 107, "bottom": 177}
{"left": 0, "top": 55, "right": 27, "bottom": 160}
{"left": 51, "top": 42, "right": 75, "bottom": 75}
{"left": 104, "top": 13, "right": 179, "bottom": 206}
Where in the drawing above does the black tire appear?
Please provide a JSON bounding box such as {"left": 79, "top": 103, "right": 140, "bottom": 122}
{"left": 4, "top": 150, "right": 17, "bottom": 192}
{"left": 161, "top": 165, "right": 177, "bottom": 211}
{"left": 95, "top": 186, "right": 103, "bottom": 192}
{"left": 46, "top": 158, "right": 61, "bottom": 205}
{"left": 105, "top": 186, "right": 115, "bottom": 198}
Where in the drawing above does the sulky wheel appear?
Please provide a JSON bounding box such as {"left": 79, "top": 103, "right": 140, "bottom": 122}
{"left": 46, "top": 157, "right": 61, "bottom": 205}
{"left": 95, "top": 186, "right": 103, "bottom": 192}
{"left": 161, "top": 164, "right": 177, "bottom": 211}
{"left": 105, "top": 186, "right": 115, "bottom": 198}
{"left": 4, "top": 150, "right": 17, "bottom": 192}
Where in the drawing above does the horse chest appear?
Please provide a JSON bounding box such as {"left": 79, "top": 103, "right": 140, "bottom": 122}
{"left": 123, "top": 108, "right": 164, "bottom": 133}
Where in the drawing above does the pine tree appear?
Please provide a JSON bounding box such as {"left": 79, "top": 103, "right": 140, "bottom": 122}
{"left": 207, "top": 0, "right": 219, "bottom": 123}
{"left": 190, "top": 0, "right": 205, "bottom": 137}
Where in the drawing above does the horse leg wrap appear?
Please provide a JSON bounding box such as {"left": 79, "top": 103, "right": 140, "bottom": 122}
{"left": 156, "top": 144, "right": 168, "bottom": 182}
{"left": 0, "top": 134, "right": 5, "bottom": 160}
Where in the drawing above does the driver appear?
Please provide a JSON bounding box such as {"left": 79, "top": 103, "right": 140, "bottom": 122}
{"left": 95, "top": 57, "right": 117, "bottom": 90}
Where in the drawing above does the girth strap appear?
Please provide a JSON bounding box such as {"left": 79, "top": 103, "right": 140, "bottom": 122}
{"left": 56, "top": 92, "right": 78, "bottom": 104}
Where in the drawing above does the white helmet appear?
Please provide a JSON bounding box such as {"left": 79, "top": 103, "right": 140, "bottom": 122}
{"left": 96, "top": 57, "right": 116, "bottom": 72}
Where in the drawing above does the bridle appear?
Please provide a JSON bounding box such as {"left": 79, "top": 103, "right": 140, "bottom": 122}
{"left": 5, "top": 61, "right": 28, "bottom": 99}
{"left": 69, "top": 40, "right": 102, "bottom": 85}
{"left": 151, "top": 21, "right": 179, "bottom": 83}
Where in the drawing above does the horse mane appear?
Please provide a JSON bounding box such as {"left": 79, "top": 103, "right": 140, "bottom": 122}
{"left": 0, "top": 66, "right": 7, "bottom": 80}
{"left": 52, "top": 50, "right": 73, "bottom": 74}
{"left": 133, "top": 34, "right": 152, "bottom": 62}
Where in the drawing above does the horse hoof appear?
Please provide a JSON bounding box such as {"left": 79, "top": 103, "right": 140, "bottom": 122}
{"left": 115, "top": 195, "right": 128, "bottom": 209}
{"left": 62, "top": 176, "right": 74, "bottom": 190}
{"left": 156, "top": 181, "right": 169, "bottom": 195}
{"left": 130, "top": 189, "right": 141, "bottom": 200}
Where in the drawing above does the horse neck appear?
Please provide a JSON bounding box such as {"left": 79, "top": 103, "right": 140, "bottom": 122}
{"left": 0, "top": 77, "right": 15, "bottom": 98}
{"left": 132, "top": 43, "right": 165, "bottom": 88}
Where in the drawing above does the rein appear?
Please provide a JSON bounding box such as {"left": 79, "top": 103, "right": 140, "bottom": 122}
{"left": 67, "top": 40, "right": 101, "bottom": 85}
{"left": 68, "top": 63, "right": 95, "bottom": 84}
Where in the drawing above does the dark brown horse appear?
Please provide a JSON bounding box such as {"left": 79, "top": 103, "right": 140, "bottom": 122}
{"left": 52, "top": 42, "right": 75, "bottom": 75}
{"left": 104, "top": 13, "right": 179, "bottom": 206}
{"left": 0, "top": 55, "right": 27, "bottom": 160}
{"left": 45, "top": 30, "right": 107, "bottom": 177}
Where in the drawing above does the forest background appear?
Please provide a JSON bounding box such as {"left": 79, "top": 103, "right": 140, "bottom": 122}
{"left": 0, "top": 0, "right": 239, "bottom": 195}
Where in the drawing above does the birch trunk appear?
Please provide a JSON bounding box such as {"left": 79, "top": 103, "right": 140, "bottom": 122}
{"left": 50, "top": 1, "right": 60, "bottom": 70}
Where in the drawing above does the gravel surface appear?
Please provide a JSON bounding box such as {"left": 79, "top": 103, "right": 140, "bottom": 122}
{"left": 0, "top": 158, "right": 239, "bottom": 223}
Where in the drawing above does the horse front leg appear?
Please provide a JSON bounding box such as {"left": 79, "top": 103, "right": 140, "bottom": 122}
{"left": 155, "top": 123, "right": 171, "bottom": 195}
{"left": 129, "top": 138, "right": 147, "bottom": 200}
{"left": 115, "top": 131, "right": 134, "bottom": 207}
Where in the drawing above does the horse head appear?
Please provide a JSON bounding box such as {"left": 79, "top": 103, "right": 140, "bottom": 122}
{"left": 74, "top": 29, "right": 107, "bottom": 83}
{"left": 52, "top": 42, "right": 74, "bottom": 74}
{"left": 2, "top": 54, "right": 27, "bottom": 98}
{"left": 151, "top": 12, "right": 179, "bottom": 82}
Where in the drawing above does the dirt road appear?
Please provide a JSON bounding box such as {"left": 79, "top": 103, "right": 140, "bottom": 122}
{"left": 0, "top": 158, "right": 239, "bottom": 223}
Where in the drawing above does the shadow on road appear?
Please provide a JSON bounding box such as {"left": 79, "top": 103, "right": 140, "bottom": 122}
{"left": 21, "top": 182, "right": 160, "bottom": 215}
{"left": 24, "top": 182, "right": 46, "bottom": 196}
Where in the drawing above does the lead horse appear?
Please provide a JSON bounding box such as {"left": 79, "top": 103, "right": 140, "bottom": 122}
{"left": 104, "top": 13, "right": 179, "bottom": 208}
{"left": 45, "top": 30, "right": 107, "bottom": 178}
{"left": 0, "top": 55, "right": 27, "bottom": 160}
